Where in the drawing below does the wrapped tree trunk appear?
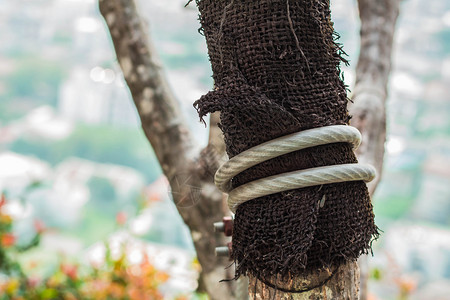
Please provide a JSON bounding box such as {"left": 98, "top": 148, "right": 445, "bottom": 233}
{"left": 194, "top": 0, "right": 378, "bottom": 298}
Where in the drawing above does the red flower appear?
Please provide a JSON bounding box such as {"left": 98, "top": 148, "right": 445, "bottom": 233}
{"left": 60, "top": 263, "right": 78, "bottom": 281}
{"left": 116, "top": 212, "right": 127, "bottom": 226}
{"left": 33, "top": 219, "right": 46, "bottom": 234}
{"left": 27, "top": 277, "right": 40, "bottom": 288}
{"left": 148, "top": 192, "right": 160, "bottom": 203}
{"left": 0, "top": 194, "right": 6, "bottom": 208}
{"left": 1, "top": 233, "right": 16, "bottom": 247}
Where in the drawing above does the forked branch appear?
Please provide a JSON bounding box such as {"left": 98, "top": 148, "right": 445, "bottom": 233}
{"left": 98, "top": 0, "right": 232, "bottom": 299}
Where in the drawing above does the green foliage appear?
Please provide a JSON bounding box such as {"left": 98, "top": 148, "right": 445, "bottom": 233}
{"left": 0, "top": 54, "right": 67, "bottom": 123}
{"left": 0, "top": 101, "right": 24, "bottom": 124}
{"left": 0, "top": 194, "right": 40, "bottom": 280}
{"left": 0, "top": 193, "right": 191, "bottom": 300}
{"left": 69, "top": 206, "right": 117, "bottom": 246}
{"left": 87, "top": 177, "right": 117, "bottom": 210}
{"left": 370, "top": 267, "right": 383, "bottom": 281}
{"left": 0, "top": 244, "right": 173, "bottom": 300}
{"left": 9, "top": 125, "right": 161, "bottom": 182}
{"left": 192, "top": 293, "right": 209, "bottom": 300}
{"left": 434, "top": 28, "right": 450, "bottom": 54}
{"left": 52, "top": 32, "right": 72, "bottom": 45}
{"left": 374, "top": 195, "right": 415, "bottom": 220}
{"left": 0, "top": 56, "right": 66, "bottom": 107}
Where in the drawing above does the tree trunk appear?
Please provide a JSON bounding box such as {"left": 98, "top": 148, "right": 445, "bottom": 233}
{"left": 248, "top": 261, "right": 359, "bottom": 299}
{"left": 99, "top": 0, "right": 401, "bottom": 298}
{"left": 350, "top": 0, "right": 401, "bottom": 298}
{"left": 194, "top": 0, "right": 378, "bottom": 299}
{"left": 98, "top": 1, "right": 233, "bottom": 299}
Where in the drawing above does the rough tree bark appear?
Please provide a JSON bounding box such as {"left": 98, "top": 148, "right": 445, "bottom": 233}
{"left": 98, "top": 1, "right": 233, "bottom": 299}
{"left": 350, "top": 0, "right": 400, "bottom": 299}
{"left": 351, "top": 0, "right": 401, "bottom": 196}
{"left": 99, "top": 0, "right": 400, "bottom": 298}
{"left": 249, "top": 261, "right": 360, "bottom": 299}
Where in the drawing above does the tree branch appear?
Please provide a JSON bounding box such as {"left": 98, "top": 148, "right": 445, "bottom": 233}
{"left": 350, "top": 0, "right": 401, "bottom": 196}
{"left": 350, "top": 0, "right": 401, "bottom": 299}
{"left": 98, "top": 0, "right": 232, "bottom": 299}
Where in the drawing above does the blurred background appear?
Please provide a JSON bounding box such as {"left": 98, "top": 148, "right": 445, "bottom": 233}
{"left": 0, "top": 0, "right": 448, "bottom": 299}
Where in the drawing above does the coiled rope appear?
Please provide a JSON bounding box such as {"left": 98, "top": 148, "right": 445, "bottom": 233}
{"left": 214, "top": 125, "right": 376, "bottom": 213}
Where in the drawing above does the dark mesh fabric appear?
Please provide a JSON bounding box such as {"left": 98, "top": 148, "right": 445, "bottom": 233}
{"left": 193, "top": 0, "right": 379, "bottom": 280}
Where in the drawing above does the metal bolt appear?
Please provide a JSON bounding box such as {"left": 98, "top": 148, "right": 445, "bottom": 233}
{"left": 215, "top": 246, "right": 229, "bottom": 257}
{"left": 214, "top": 221, "right": 225, "bottom": 232}
{"left": 215, "top": 242, "right": 233, "bottom": 258}
{"left": 213, "top": 216, "right": 234, "bottom": 236}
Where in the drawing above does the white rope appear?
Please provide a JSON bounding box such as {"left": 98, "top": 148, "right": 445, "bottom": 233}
{"left": 228, "top": 164, "right": 375, "bottom": 212}
{"left": 214, "top": 125, "right": 376, "bottom": 213}
{"left": 215, "top": 125, "right": 362, "bottom": 193}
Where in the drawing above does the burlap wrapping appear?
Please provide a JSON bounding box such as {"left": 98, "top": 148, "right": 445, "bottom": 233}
{"left": 194, "top": 0, "right": 379, "bottom": 280}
